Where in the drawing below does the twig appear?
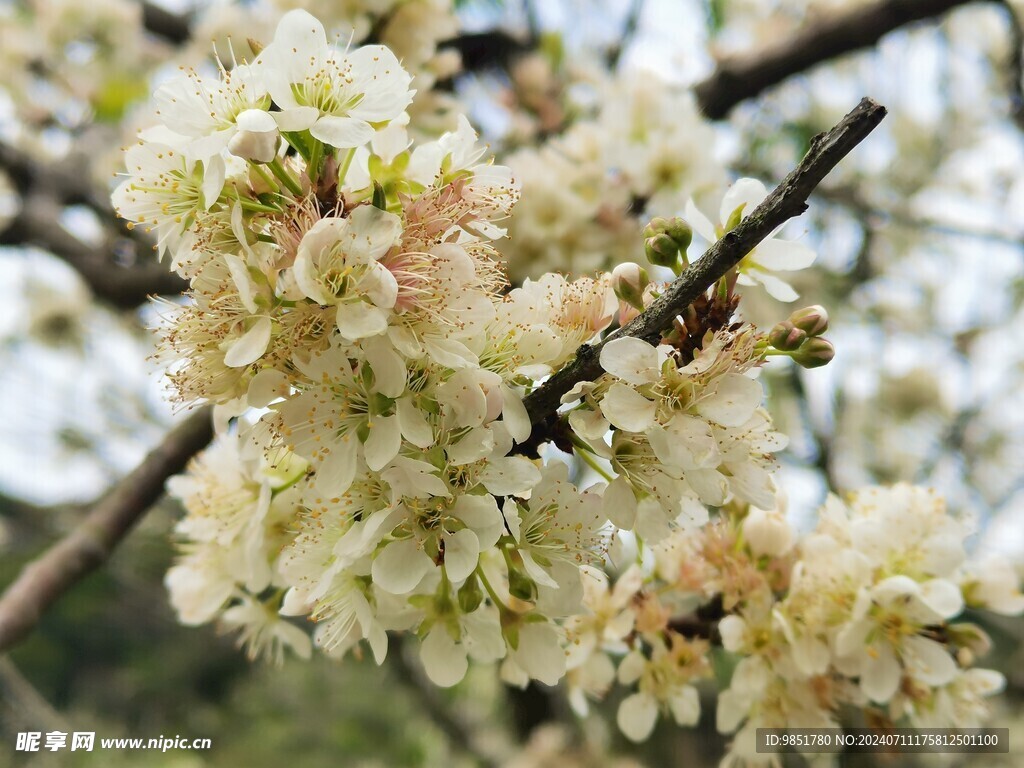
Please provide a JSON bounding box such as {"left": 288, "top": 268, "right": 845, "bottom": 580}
{"left": 607, "top": 0, "right": 645, "bottom": 68}
{"left": 0, "top": 409, "right": 213, "bottom": 653}
{"left": 522, "top": 98, "right": 888, "bottom": 427}
{"left": 694, "top": 0, "right": 974, "bottom": 119}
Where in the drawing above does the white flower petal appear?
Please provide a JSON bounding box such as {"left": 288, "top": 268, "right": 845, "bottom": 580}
{"left": 371, "top": 539, "right": 434, "bottom": 594}
{"left": 754, "top": 238, "right": 816, "bottom": 271}
{"left": 272, "top": 107, "right": 320, "bottom": 132}
{"left": 903, "top": 635, "right": 957, "bottom": 687}
{"left": 600, "top": 383, "right": 656, "bottom": 432}
{"left": 397, "top": 397, "right": 434, "bottom": 448}
{"left": 364, "top": 414, "right": 402, "bottom": 471}
{"left": 617, "top": 692, "right": 659, "bottom": 742}
{"left": 860, "top": 642, "right": 901, "bottom": 703}
{"left": 599, "top": 337, "right": 660, "bottom": 385}
{"left": 224, "top": 317, "right": 272, "bottom": 368}
{"left": 337, "top": 301, "right": 388, "bottom": 339}
{"left": 420, "top": 627, "right": 469, "bottom": 688}
{"left": 479, "top": 457, "right": 541, "bottom": 496}
{"left": 443, "top": 529, "right": 480, "bottom": 582}
{"left": 668, "top": 686, "right": 700, "bottom": 726}
{"left": 363, "top": 339, "right": 406, "bottom": 398}
{"left": 603, "top": 476, "right": 637, "bottom": 529}
{"left": 696, "top": 373, "right": 762, "bottom": 427}
{"left": 311, "top": 115, "right": 375, "bottom": 148}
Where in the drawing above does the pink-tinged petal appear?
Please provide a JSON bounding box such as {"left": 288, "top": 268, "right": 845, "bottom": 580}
{"left": 310, "top": 115, "right": 375, "bottom": 149}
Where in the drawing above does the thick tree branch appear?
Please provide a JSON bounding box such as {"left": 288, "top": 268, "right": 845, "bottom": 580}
{"left": 0, "top": 409, "right": 213, "bottom": 653}
{"left": 0, "top": 141, "right": 188, "bottom": 307}
{"left": 523, "top": 98, "right": 887, "bottom": 427}
{"left": 694, "top": 0, "right": 974, "bottom": 119}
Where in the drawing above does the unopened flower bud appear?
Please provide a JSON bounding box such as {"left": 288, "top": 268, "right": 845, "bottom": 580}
{"left": 508, "top": 568, "right": 537, "bottom": 603}
{"left": 643, "top": 216, "right": 692, "bottom": 252}
{"left": 611, "top": 262, "right": 649, "bottom": 311}
{"left": 458, "top": 576, "right": 483, "bottom": 613}
{"left": 789, "top": 305, "right": 829, "bottom": 336}
{"left": 768, "top": 321, "right": 807, "bottom": 351}
{"left": 645, "top": 233, "right": 679, "bottom": 268}
{"left": 792, "top": 337, "right": 835, "bottom": 368}
{"left": 228, "top": 109, "right": 280, "bottom": 164}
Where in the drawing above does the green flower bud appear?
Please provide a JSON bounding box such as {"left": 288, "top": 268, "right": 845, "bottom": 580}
{"left": 508, "top": 568, "right": 537, "bottom": 603}
{"left": 768, "top": 321, "right": 807, "bottom": 351}
{"left": 645, "top": 233, "right": 679, "bottom": 269}
{"left": 611, "top": 262, "right": 649, "bottom": 311}
{"left": 643, "top": 216, "right": 692, "bottom": 251}
{"left": 788, "top": 305, "right": 829, "bottom": 337}
{"left": 792, "top": 337, "right": 835, "bottom": 368}
{"left": 457, "top": 575, "right": 484, "bottom": 614}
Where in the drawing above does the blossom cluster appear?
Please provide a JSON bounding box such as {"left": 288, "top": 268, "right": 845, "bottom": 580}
{"left": 111, "top": 7, "right": 1023, "bottom": 753}
{"left": 565, "top": 485, "right": 1024, "bottom": 762}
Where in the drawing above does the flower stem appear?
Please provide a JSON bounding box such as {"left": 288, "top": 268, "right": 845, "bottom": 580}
{"left": 476, "top": 565, "right": 510, "bottom": 613}
{"left": 307, "top": 139, "right": 323, "bottom": 184}
{"left": 337, "top": 148, "right": 356, "bottom": 187}
{"left": 268, "top": 157, "right": 303, "bottom": 197}
{"left": 251, "top": 163, "right": 280, "bottom": 193}
{"left": 575, "top": 447, "right": 614, "bottom": 482}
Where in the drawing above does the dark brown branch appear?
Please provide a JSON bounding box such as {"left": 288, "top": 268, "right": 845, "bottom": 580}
{"left": 0, "top": 409, "right": 213, "bottom": 654}
{"left": 523, "top": 98, "right": 887, "bottom": 427}
{"left": 694, "top": 0, "right": 974, "bottom": 119}
{"left": 0, "top": 141, "right": 188, "bottom": 307}
{"left": 141, "top": 1, "right": 191, "bottom": 45}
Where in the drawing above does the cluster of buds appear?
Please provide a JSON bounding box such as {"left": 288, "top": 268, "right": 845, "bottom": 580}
{"left": 643, "top": 216, "right": 693, "bottom": 273}
{"left": 766, "top": 305, "right": 835, "bottom": 368}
